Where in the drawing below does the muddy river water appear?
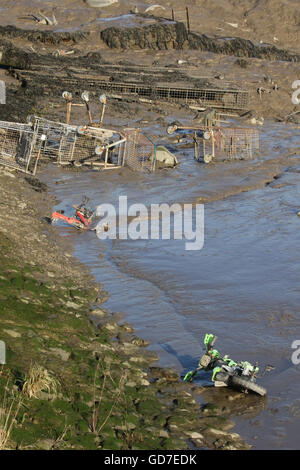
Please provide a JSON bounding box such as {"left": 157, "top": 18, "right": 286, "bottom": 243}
{"left": 40, "top": 121, "right": 300, "bottom": 450}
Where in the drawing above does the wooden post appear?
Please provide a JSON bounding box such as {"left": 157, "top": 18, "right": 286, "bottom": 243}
{"left": 171, "top": 9, "right": 175, "bottom": 21}
{"left": 186, "top": 7, "right": 190, "bottom": 33}
{"left": 66, "top": 100, "right": 72, "bottom": 125}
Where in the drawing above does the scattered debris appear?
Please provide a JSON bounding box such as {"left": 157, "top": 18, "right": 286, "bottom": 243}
{"left": 86, "top": 0, "right": 118, "bottom": 7}
{"left": 19, "top": 11, "right": 58, "bottom": 26}
{"left": 167, "top": 123, "right": 259, "bottom": 163}
{"left": 144, "top": 5, "right": 166, "bottom": 13}
{"left": 257, "top": 87, "right": 272, "bottom": 100}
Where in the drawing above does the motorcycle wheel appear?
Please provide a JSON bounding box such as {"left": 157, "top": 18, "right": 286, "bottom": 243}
{"left": 215, "top": 372, "right": 229, "bottom": 384}
{"left": 230, "top": 376, "right": 266, "bottom": 396}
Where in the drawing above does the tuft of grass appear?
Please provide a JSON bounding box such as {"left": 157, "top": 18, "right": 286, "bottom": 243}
{"left": 22, "top": 364, "right": 59, "bottom": 399}
{"left": 0, "top": 380, "right": 22, "bottom": 450}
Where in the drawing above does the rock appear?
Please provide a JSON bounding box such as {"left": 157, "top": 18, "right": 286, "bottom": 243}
{"left": 90, "top": 308, "right": 107, "bottom": 318}
{"left": 129, "top": 356, "right": 147, "bottom": 364}
{"left": 120, "top": 322, "right": 135, "bottom": 333}
{"left": 131, "top": 336, "right": 149, "bottom": 347}
{"left": 36, "top": 439, "right": 54, "bottom": 450}
{"left": 209, "top": 428, "right": 240, "bottom": 440}
{"left": 49, "top": 347, "right": 70, "bottom": 362}
{"left": 103, "top": 321, "right": 119, "bottom": 332}
{"left": 3, "top": 329, "right": 21, "bottom": 338}
{"left": 191, "top": 438, "right": 204, "bottom": 447}
{"left": 114, "top": 422, "right": 136, "bottom": 431}
{"left": 185, "top": 431, "right": 204, "bottom": 440}
{"left": 66, "top": 301, "right": 81, "bottom": 309}
{"left": 125, "top": 381, "right": 137, "bottom": 388}
{"left": 121, "top": 342, "right": 139, "bottom": 354}
{"left": 140, "top": 379, "right": 150, "bottom": 386}
{"left": 168, "top": 424, "right": 179, "bottom": 431}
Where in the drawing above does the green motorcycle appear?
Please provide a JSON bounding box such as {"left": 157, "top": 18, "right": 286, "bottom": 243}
{"left": 184, "top": 334, "right": 266, "bottom": 396}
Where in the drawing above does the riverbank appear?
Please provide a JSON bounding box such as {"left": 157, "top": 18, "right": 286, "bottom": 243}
{"left": 0, "top": 165, "right": 250, "bottom": 450}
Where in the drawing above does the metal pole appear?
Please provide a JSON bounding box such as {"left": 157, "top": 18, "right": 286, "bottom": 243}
{"left": 85, "top": 102, "right": 93, "bottom": 125}
{"left": 100, "top": 103, "right": 106, "bottom": 125}
{"left": 186, "top": 7, "right": 190, "bottom": 33}
{"left": 104, "top": 147, "right": 108, "bottom": 169}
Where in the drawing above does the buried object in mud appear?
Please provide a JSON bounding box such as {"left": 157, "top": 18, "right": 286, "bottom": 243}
{"left": 151, "top": 146, "right": 178, "bottom": 168}
{"left": 184, "top": 334, "right": 267, "bottom": 397}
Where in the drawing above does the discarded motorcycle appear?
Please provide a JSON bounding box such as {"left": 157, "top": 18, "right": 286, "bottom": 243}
{"left": 183, "top": 334, "right": 266, "bottom": 396}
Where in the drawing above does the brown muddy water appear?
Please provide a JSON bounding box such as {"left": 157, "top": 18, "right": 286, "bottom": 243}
{"left": 40, "top": 121, "right": 300, "bottom": 450}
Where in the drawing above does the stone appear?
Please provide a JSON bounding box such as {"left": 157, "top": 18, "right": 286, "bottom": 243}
{"left": 140, "top": 379, "right": 150, "bottom": 386}
{"left": 90, "top": 308, "right": 107, "bottom": 318}
{"left": 131, "top": 336, "right": 149, "bottom": 347}
{"left": 36, "top": 439, "right": 54, "bottom": 450}
{"left": 66, "top": 301, "right": 80, "bottom": 309}
{"left": 49, "top": 347, "right": 70, "bottom": 362}
{"left": 104, "top": 321, "right": 119, "bottom": 332}
{"left": 3, "top": 329, "right": 21, "bottom": 338}
{"left": 185, "top": 431, "right": 204, "bottom": 440}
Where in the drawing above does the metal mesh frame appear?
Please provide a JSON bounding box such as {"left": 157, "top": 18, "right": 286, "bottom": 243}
{"left": 0, "top": 120, "right": 36, "bottom": 174}
{"left": 194, "top": 126, "right": 259, "bottom": 162}
{"left": 123, "top": 128, "right": 156, "bottom": 172}
{"left": 31, "top": 117, "right": 126, "bottom": 168}
{"left": 96, "top": 81, "right": 249, "bottom": 110}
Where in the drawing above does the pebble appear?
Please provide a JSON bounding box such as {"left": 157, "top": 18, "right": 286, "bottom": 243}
{"left": 66, "top": 301, "right": 80, "bottom": 309}
{"left": 49, "top": 347, "right": 70, "bottom": 362}
{"left": 185, "top": 431, "right": 204, "bottom": 440}
{"left": 3, "top": 329, "right": 21, "bottom": 338}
